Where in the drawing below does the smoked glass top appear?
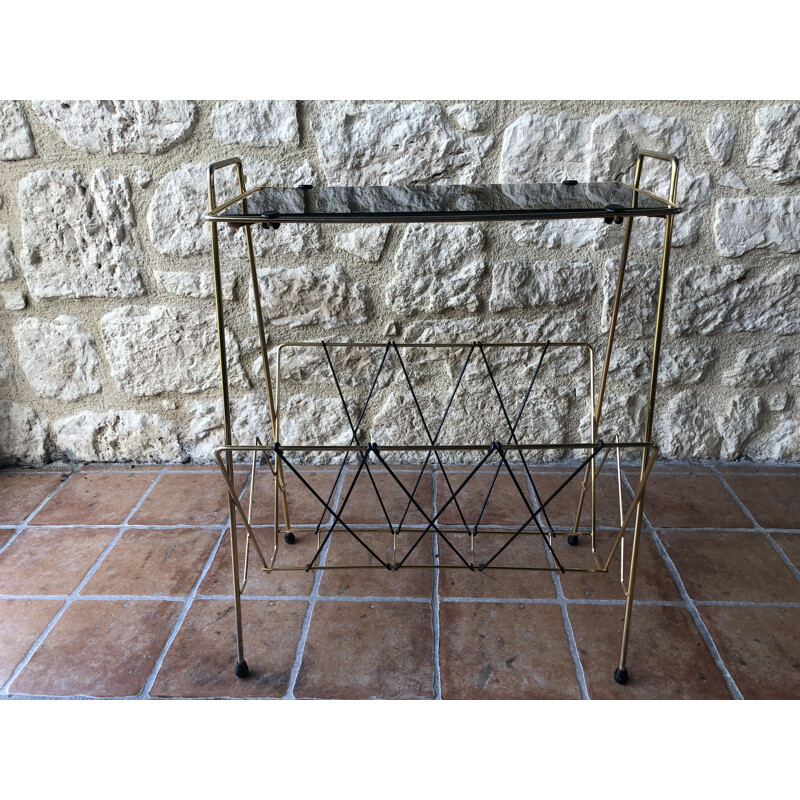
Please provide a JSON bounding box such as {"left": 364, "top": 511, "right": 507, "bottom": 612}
{"left": 210, "top": 181, "right": 679, "bottom": 224}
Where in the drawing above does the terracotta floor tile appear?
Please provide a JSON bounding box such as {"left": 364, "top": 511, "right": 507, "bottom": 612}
{"left": 0, "top": 528, "right": 116, "bottom": 595}
{"left": 246, "top": 467, "right": 343, "bottom": 526}
{"left": 151, "top": 599, "right": 307, "bottom": 698}
{"left": 0, "top": 599, "right": 63, "bottom": 685}
{"left": 439, "top": 602, "right": 581, "bottom": 699}
{"left": 164, "top": 464, "right": 250, "bottom": 472}
{"left": 437, "top": 532, "right": 555, "bottom": 599}
{"left": 0, "top": 471, "right": 68, "bottom": 525}
{"left": 0, "top": 530, "right": 13, "bottom": 549}
{"left": 81, "top": 529, "right": 218, "bottom": 597}
{"left": 31, "top": 472, "right": 157, "bottom": 526}
{"left": 722, "top": 474, "right": 800, "bottom": 530}
{"left": 199, "top": 527, "right": 316, "bottom": 597}
{"left": 319, "top": 529, "right": 433, "bottom": 597}
{"left": 771, "top": 533, "right": 800, "bottom": 572}
{"left": 553, "top": 531, "right": 681, "bottom": 602}
{"left": 699, "top": 606, "right": 800, "bottom": 699}
{"left": 294, "top": 601, "right": 433, "bottom": 698}
{"left": 568, "top": 604, "right": 731, "bottom": 699}
{"left": 716, "top": 464, "right": 800, "bottom": 476}
{"left": 627, "top": 471, "right": 751, "bottom": 529}
{"left": 10, "top": 600, "right": 181, "bottom": 697}
{"left": 338, "top": 467, "right": 434, "bottom": 527}
{"left": 659, "top": 530, "right": 800, "bottom": 603}
{"left": 129, "top": 472, "right": 247, "bottom": 526}
{"left": 79, "top": 464, "right": 162, "bottom": 472}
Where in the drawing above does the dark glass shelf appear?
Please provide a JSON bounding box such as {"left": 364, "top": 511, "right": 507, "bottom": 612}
{"left": 207, "top": 181, "right": 680, "bottom": 225}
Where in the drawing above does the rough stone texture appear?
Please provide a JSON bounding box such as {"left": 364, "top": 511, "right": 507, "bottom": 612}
{"left": 147, "top": 161, "right": 318, "bottom": 258}
{"left": 335, "top": 225, "right": 391, "bottom": 262}
{"left": 250, "top": 264, "right": 368, "bottom": 329}
{"left": 747, "top": 104, "right": 800, "bottom": 184}
{"left": 0, "top": 402, "right": 47, "bottom": 463}
{"left": 490, "top": 260, "right": 595, "bottom": 312}
{"left": 52, "top": 411, "right": 182, "bottom": 462}
{"left": 1, "top": 291, "right": 25, "bottom": 310}
{"left": 715, "top": 197, "right": 800, "bottom": 257}
{"left": 313, "top": 101, "right": 494, "bottom": 185}
{"left": 514, "top": 218, "right": 624, "bottom": 251}
{"left": 762, "top": 412, "right": 800, "bottom": 460}
{"left": 154, "top": 270, "right": 235, "bottom": 301}
{"left": 13, "top": 316, "right": 101, "bottom": 401}
{"left": 657, "top": 391, "right": 723, "bottom": 460}
{"left": 0, "top": 101, "right": 35, "bottom": 160}
{"left": 213, "top": 101, "right": 299, "bottom": 147}
{"left": 706, "top": 112, "right": 736, "bottom": 164}
{"left": 670, "top": 263, "right": 800, "bottom": 336}
{"left": 601, "top": 260, "right": 658, "bottom": 339}
{"left": 0, "top": 340, "right": 11, "bottom": 383}
{"left": 277, "top": 394, "right": 353, "bottom": 463}
{"left": 660, "top": 345, "right": 716, "bottom": 387}
{"left": 386, "top": 224, "right": 485, "bottom": 314}
{"left": 447, "top": 102, "right": 486, "bottom": 132}
{"left": 720, "top": 395, "right": 764, "bottom": 459}
{"left": 720, "top": 171, "right": 747, "bottom": 191}
{"left": 185, "top": 393, "right": 270, "bottom": 462}
{"left": 32, "top": 100, "right": 196, "bottom": 154}
{"left": 0, "top": 225, "right": 16, "bottom": 280}
{"left": 18, "top": 169, "right": 143, "bottom": 299}
{"left": 100, "top": 305, "right": 247, "bottom": 396}
{"left": 722, "top": 348, "right": 800, "bottom": 386}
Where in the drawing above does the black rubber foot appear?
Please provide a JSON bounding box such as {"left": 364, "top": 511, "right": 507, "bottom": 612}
{"left": 284, "top": 531, "right": 296, "bottom": 545}
{"left": 235, "top": 660, "right": 250, "bottom": 679}
{"left": 567, "top": 535, "right": 580, "bottom": 547}
{"left": 614, "top": 667, "right": 628, "bottom": 685}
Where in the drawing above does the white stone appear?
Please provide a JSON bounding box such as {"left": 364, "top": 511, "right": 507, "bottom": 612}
{"left": 722, "top": 347, "right": 800, "bottom": 386}
{"left": 32, "top": 100, "right": 196, "bottom": 154}
{"left": 606, "top": 344, "right": 650, "bottom": 384}
{"left": 386, "top": 224, "right": 485, "bottom": 315}
{"left": 659, "top": 345, "right": 716, "bottom": 387}
{"left": 0, "top": 101, "right": 35, "bottom": 160}
{"left": 18, "top": 169, "right": 143, "bottom": 299}
{"left": 720, "top": 171, "right": 747, "bottom": 191}
{"left": 13, "top": 316, "right": 101, "bottom": 401}
{"left": 0, "top": 402, "right": 47, "bottom": 463}
{"left": 277, "top": 394, "right": 354, "bottom": 464}
{"left": 312, "top": 101, "right": 493, "bottom": 185}
{"left": 657, "top": 390, "right": 721, "bottom": 460}
{"left": 747, "top": 104, "right": 800, "bottom": 184}
{"left": 147, "top": 160, "right": 319, "bottom": 258}
{"left": 720, "top": 395, "right": 763, "bottom": 459}
{"left": 154, "top": 270, "right": 235, "bottom": 300}
{"left": 0, "top": 341, "right": 11, "bottom": 383}
{"left": 1, "top": 291, "right": 25, "bottom": 310}
{"left": 0, "top": 225, "right": 16, "bottom": 280}
{"left": 513, "top": 218, "right": 624, "bottom": 251}
{"left": 335, "top": 225, "right": 391, "bottom": 262}
{"left": 715, "top": 197, "right": 800, "bottom": 257}
{"left": 447, "top": 102, "right": 486, "bottom": 132}
{"left": 135, "top": 169, "right": 152, "bottom": 187}
{"left": 369, "top": 393, "right": 438, "bottom": 462}
{"left": 500, "top": 112, "right": 590, "bottom": 182}
{"left": 670, "top": 263, "right": 800, "bottom": 336}
{"left": 100, "top": 305, "right": 248, "bottom": 396}
{"left": 490, "top": 260, "right": 595, "bottom": 312}
{"left": 706, "top": 112, "right": 736, "bottom": 164}
{"left": 594, "top": 391, "right": 647, "bottom": 445}
{"left": 768, "top": 393, "right": 789, "bottom": 412}
{"left": 250, "top": 263, "right": 368, "bottom": 329}
{"left": 213, "top": 101, "right": 299, "bottom": 147}
{"left": 52, "top": 410, "right": 182, "bottom": 462}
{"left": 760, "top": 410, "right": 800, "bottom": 461}
{"left": 601, "top": 259, "right": 658, "bottom": 339}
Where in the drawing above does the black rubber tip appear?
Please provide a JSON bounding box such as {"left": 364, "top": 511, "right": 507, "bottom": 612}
{"left": 567, "top": 535, "right": 580, "bottom": 547}
{"left": 614, "top": 667, "right": 628, "bottom": 685}
{"left": 235, "top": 660, "right": 250, "bottom": 679}
{"left": 284, "top": 531, "right": 296, "bottom": 545}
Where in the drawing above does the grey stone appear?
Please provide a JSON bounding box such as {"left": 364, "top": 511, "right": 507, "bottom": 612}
{"left": 277, "top": 394, "right": 353, "bottom": 463}
{"left": 715, "top": 197, "right": 800, "bottom": 257}
{"left": 18, "top": 169, "right": 144, "bottom": 299}
{"left": 601, "top": 259, "right": 658, "bottom": 339}
{"left": 447, "top": 102, "right": 486, "bottom": 132}
{"left": 657, "top": 390, "right": 722, "bottom": 460}
{"left": 0, "top": 341, "right": 11, "bottom": 383}
{"left": 747, "top": 104, "right": 800, "bottom": 184}
{"left": 0, "top": 402, "right": 48, "bottom": 463}
{"left": 134, "top": 169, "right": 152, "bottom": 188}
{"left": 722, "top": 347, "right": 800, "bottom": 386}
{"left": 762, "top": 413, "right": 800, "bottom": 460}
{"left": 659, "top": 345, "right": 716, "bottom": 387}
{"left": 250, "top": 263, "right": 369, "bottom": 329}
{"left": 720, "top": 395, "right": 763, "bottom": 459}
{"left": 147, "top": 160, "right": 319, "bottom": 258}
{"left": 312, "top": 101, "right": 493, "bottom": 185}
{"left": 0, "top": 101, "right": 35, "bottom": 160}
{"left": 594, "top": 391, "right": 648, "bottom": 445}
{"left": 0, "top": 225, "right": 16, "bottom": 280}
{"left": 768, "top": 393, "right": 789, "bottom": 412}
{"left": 705, "top": 112, "right": 736, "bottom": 164}
{"left": 13, "top": 316, "right": 101, "bottom": 401}
{"left": 154, "top": 270, "right": 235, "bottom": 300}
{"left": 213, "top": 101, "right": 299, "bottom": 147}
{"left": 32, "top": 100, "right": 196, "bottom": 154}
{"left": 386, "top": 224, "right": 485, "bottom": 315}
{"left": 513, "top": 218, "right": 624, "bottom": 251}
{"left": 52, "top": 410, "right": 182, "bottom": 462}
{"left": 100, "top": 305, "right": 247, "bottom": 396}
{"left": 606, "top": 344, "right": 651, "bottom": 384}
{"left": 490, "top": 260, "right": 595, "bottom": 312}
{"left": 670, "top": 263, "right": 800, "bottom": 336}
{"left": 1, "top": 291, "right": 25, "bottom": 310}
{"left": 335, "top": 225, "right": 391, "bottom": 262}
{"left": 720, "top": 171, "right": 747, "bottom": 191}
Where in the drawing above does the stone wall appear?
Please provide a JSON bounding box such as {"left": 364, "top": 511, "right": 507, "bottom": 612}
{"left": 0, "top": 100, "right": 798, "bottom": 465}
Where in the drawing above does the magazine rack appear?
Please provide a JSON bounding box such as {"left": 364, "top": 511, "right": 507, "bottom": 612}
{"left": 205, "top": 151, "right": 681, "bottom": 686}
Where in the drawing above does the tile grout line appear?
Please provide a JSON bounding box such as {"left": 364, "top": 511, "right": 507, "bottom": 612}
{"left": 284, "top": 467, "right": 347, "bottom": 700}
{"left": 431, "top": 464, "right": 441, "bottom": 700}
{"left": 619, "top": 470, "right": 745, "bottom": 700}
{"left": 710, "top": 466, "right": 800, "bottom": 585}
{"left": 1, "top": 466, "right": 169, "bottom": 698}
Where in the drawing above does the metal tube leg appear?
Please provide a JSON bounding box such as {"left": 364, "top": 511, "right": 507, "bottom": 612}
{"left": 614, "top": 499, "right": 645, "bottom": 685}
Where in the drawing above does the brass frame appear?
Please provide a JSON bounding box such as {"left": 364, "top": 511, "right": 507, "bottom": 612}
{"left": 206, "top": 151, "right": 679, "bottom": 686}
